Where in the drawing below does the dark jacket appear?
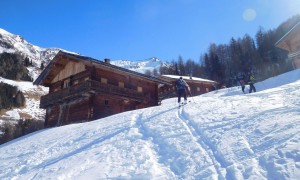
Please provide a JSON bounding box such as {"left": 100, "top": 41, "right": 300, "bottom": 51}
{"left": 248, "top": 75, "right": 255, "bottom": 84}
{"left": 176, "top": 79, "right": 188, "bottom": 90}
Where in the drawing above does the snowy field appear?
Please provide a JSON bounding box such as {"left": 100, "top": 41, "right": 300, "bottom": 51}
{"left": 0, "top": 69, "right": 300, "bottom": 179}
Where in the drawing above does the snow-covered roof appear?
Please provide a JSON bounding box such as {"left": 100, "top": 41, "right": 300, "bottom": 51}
{"left": 162, "top": 75, "right": 217, "bottom": 84}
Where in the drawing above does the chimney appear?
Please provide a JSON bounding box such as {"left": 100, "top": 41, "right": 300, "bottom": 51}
{"left": 104, "top": 58, "right": 110, "bottom": 64}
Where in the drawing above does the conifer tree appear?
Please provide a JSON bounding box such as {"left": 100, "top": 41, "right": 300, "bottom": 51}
{"left": 40, "top": 62, "right": 45, "bottom": 70}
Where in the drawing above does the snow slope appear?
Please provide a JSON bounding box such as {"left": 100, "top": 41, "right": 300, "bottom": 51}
{"left": 0, "top": 68, "right": 299, "bottom": 179}
{"left": 0, "top": 77, "right": 48, "bottom": 121}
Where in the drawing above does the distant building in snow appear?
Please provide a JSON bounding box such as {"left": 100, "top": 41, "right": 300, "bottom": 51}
{"left": 158, "top": 75, "right": 218, "bottom": 102}
{"left": 275, "top": 21, "right": 300, "bottom": 69}
{"left": 34, "top": 51, "right": 170, "bottom": 127}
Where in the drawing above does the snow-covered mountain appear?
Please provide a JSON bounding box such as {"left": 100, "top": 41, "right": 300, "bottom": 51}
{"left": 0, "top": 28, "right": 170, "bottom": 79}
{"left": 0, "top": 28, "right": 68, "bottom": 125}
{"left": 0, "top": 28, "right": 62, "bottom": 80}
{"left": 110, "top": 57, "right": 170, "bottom": 74}
{"left": 0, "top": 28, "right": 60, "bottom": 62}
{"left": 0, "top": 68, "right": 299, "bottom": 179}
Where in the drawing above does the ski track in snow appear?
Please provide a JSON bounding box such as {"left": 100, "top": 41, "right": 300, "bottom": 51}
{"left": 178, "top": 106, "right": 227, "bottom": 179}
{"left": 135, "top": 106, "right": 220, "bottom": 179}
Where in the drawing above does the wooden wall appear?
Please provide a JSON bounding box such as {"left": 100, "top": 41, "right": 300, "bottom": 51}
{"left": 51, "top": 61, "right": 85, "bottom": 83}
{"left": 45, "top": 97, "right": 90, "bottom": 127}
{"left": 91, "top": 67, "right": 159, "bottom": 106}
{"left": 44, "top": 92, "right": 148, "bottom": 127}
{"left": 158, "top": 79, "right": 215, "bottom": 100}
{"left": 91, "top": 94, "right": 138, "bottom": 120}
{"left": 187, "top": 81, "right": 215, "bottom": 96}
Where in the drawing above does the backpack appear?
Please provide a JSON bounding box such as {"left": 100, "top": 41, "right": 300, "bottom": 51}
{"left": 176, "top": 79, "right": 187, "bottom": 90}
{"left": 249, "top": 75, "right": 255, "bottom": 83}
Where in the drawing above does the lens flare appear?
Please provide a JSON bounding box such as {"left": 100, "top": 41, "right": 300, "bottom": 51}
{"left": 243, "top": 8, "right": 257, "bottom": 21}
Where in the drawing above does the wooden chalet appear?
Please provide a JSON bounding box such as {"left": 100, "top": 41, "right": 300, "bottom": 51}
{"left": 158, "top": 75, "right": 217, "bottom": 101}
{"left": 275, "top": 21, "right": 300, "bottom": 69}
{"left": 34, "top": 51, "right": 170, "bottom": 127}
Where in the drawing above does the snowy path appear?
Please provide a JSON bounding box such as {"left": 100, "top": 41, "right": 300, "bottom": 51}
{"left": 179, "top": 106, "right": 227, "bottom": 179}
{"left": 138, "top": 106, "right": 220, "bottom": 179}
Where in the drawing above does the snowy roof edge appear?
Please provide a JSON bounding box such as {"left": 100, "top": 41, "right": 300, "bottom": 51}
{"left": 161, "top": 75, "right": 217, "bottom": 84}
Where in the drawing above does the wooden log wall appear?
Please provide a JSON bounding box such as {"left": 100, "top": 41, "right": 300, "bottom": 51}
{"left": 92, "top": 67, "right": 159, "bottom": 106}
{"left": 158, "top": 80, "right": 215, "bottom": 98}
{"left": 51, "top": 61, "right": 86, "bottom": 83}
{"left": 45, "top": 105, "right": 60, "bottom": 127}
{"left": 45, "top": 97, "right": 91, "bottom": 127}
{"left": 67, "top": 98, "right": 90, "bottom": 123}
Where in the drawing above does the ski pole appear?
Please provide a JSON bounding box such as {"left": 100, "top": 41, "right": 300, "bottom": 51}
{"left": 188, "top": 88, "right": 195, "bottom": 102}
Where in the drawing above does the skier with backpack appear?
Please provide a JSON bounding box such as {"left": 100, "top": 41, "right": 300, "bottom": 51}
{"left": 175, "top": 77, "right": 190, "bottom": 107}
{"left": 248, "top": 73, "right": 256, "bottom": 93}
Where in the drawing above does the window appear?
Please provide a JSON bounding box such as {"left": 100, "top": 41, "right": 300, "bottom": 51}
{"left": 197, "top": 87, "right": 201, "bottom": 91}
{"left": 101, "top": 78, "right": 107, "bottom": 84}
{"left": 137, "top": 86, "right": 143, "bottom": 92}
{"left": 206, "top": 88, "right": 209, "bottom": 92}
{"left": 119, "top": 82, "right": 124, "bottom": 88}
{"left": 73, "top": 80, "right": 79, "bottom": 85}
{"left": 63, "top": 79, "right": 70, "bottom": 88}
{"left": 104, "top": 100, "right": 109, "bottom": 105}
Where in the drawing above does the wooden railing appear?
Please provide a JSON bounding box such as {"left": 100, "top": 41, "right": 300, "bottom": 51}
{"left": 73, "top": 70, "right": 91, "bottom": 81}
{"left": 40, "top": 80, "right": 144, "bottom": 108}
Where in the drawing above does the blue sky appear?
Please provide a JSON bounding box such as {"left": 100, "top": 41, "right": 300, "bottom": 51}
{"left": 1, "top": 0, "right": 299, "bottom": 62}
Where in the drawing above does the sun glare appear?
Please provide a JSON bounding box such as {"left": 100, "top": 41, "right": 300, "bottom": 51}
{"left": 242, "top": 8, "right": 257, "bottom": 21}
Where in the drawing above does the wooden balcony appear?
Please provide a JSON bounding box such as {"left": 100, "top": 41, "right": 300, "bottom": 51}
{"left": 40, "top": 80, "right": 144, "bottom": 108}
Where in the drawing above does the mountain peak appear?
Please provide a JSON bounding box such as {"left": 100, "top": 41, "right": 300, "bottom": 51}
{"left": 149, "top": 57, "right": 160, "bottom": 62}
{"left": 0, "top": 28, "right": 13, "bottom": 36}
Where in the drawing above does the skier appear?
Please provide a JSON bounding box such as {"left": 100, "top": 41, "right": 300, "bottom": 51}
{"left": 239, "top": 75, "right": 246, "bottom": 94}
{"left": 248, "top": 73, "right": 256, "bottom": 93}
{"left": 175, "top": 76, "right": 190, "bottom": 106}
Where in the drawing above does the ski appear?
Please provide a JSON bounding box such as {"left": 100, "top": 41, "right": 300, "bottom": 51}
{"left": 178, "top": 102, "right": 187, "bottom": 108}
